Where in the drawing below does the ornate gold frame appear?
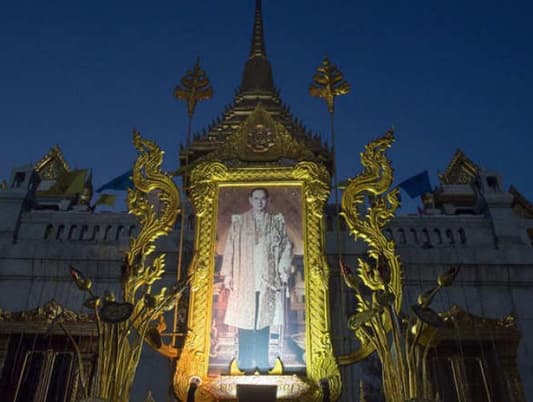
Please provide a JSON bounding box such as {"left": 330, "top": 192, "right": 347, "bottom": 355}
{"left": 174, "top": 161, "right": 341, "bottom": 401}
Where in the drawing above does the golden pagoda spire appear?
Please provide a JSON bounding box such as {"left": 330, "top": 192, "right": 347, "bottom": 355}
{"left": 240, "top": 0, "right": 274, "bottom": 92}
{"left": 249, "top": 0, "right": 267, "bottom": 59}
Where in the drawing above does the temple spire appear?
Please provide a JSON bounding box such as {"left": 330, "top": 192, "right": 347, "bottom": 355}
{"left": 240, "top": 0, "right": 274, "bottom": 93}
{"left": 249, "top": 0, "right": 266, "bottom": 59}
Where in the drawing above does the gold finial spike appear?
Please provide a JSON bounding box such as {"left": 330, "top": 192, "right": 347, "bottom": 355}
{"left": 309, "top": 55, "right": 350, "bottom": 113}
{"left": 249, "top": 0, "right": 267, "bottom": 58}
{"left": 174, "top": 57, "right": 213, "bottom": 119}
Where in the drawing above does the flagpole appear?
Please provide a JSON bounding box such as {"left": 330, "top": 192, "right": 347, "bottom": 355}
{"left": 173, "top": 59, "right": 213, "bottom": 346}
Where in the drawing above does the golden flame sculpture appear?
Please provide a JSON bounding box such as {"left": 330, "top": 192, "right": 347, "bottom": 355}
{"left": 340, "top": 130, "right": 460, "bottom": 402}
{"left": 72, "top": 131, "right": 183, "bottom": 402}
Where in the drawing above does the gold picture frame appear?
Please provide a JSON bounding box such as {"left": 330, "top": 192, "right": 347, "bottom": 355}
{"left": 174, "top": 160, "right": 341, "bottom": 401}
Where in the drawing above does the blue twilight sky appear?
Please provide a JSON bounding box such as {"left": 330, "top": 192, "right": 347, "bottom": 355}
{"left": 1, "top": 0, "right": 532, "bottom": 212}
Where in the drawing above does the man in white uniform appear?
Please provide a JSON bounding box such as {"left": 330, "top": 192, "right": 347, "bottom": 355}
{"left": 221, "top": 188, "right": 292, "bottom": 371}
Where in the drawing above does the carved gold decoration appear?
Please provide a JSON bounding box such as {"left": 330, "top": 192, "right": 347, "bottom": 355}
{"left": 204, "top": 104, "right": 315, "bottom": 164}
{"left": 440, "top": 304, "right": 518, "bottom": 334}
{"left": 34, "top": 144, "right": 70, "bottom": 180}
{"left": 0, "top": 299, "right": 92, "bottom": 324}
{"left": 340, "top": 129, "right": 402, "bottom": 363}
{"left": 174, "top": 58, "right": 213, "bottom": 119}
{"left": 69, "top": 131, "right": 183, "bottom": 402}
{"left": 174, "top": 161, "right": 340, "bottom": 401}
{"left": 439, "top": 149, "right": 479, "bottom": 185}
{"left": 309, "top": 56, "right": 350, "bottom": 113}
{"left": 340, "top": 130, "right": 464, "bottom": 402}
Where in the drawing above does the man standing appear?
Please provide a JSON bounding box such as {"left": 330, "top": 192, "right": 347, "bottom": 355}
{"left": 221, "top": 188, "right": 292, "bottom": 371}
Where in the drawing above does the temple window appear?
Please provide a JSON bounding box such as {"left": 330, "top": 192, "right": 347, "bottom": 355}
{"left": 486, "top": 176, "right": 500, "bottom": 192}
{"left": 422, "top": 228, "right": 430, "bottom": 244}
{"left": 104, "top": 225, "right": 112, "bottom": 241}
{"left": 56, "top": 224, "right": 65, "bottom": 240}
{"left": 43, "top": 224, "right": 54, "bottom": 240}
{"left": 458, "top": 228, "right": 467, "bottom": 245}
{"left": 91, "top": 225, "right": 100, "bottom": 241}
{"left": 410, "top": 228, "right": 419, "bottom": 244}
{"left": 79, "top": 225, "right": 88, "bottom": 240}
{"left": 446, "top": 229, "right": 455, "bottom": 245}
{"left": 115, "top": 225, "right": 124, "bottom": 240}
{"left": 433, "top": 228, "right": 442, "bottom": 244}
{"left": 67, "top": 225, "right": 77, "bottom": 240}
{"left": 12, "top": 172, "right": 25, "bottom": 188}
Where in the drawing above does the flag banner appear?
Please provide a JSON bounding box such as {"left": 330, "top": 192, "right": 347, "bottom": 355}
{"left": 94, "top": 193, "right": 117, "bottom": 206}
{"left": 398, "top": 170, "right": 432, "bottom": 198}
{"left": 96, "top": 170, "right": 133, "bottom": 193}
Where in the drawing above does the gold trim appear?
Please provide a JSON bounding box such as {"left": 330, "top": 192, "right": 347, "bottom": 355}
{"left": 34, "top": 145, "right": 70, "bottom": 180}
{"left": 174, "top": 161, "right": 340, "bottom": 401}
{"left": 203, "top": 104, "right": 315, "bottom": 164}
{"left": 439, "top": 149, "right": 479, "bottom": 185}
{"left": 0, "top": 299, "right": 92, "bottom": 323}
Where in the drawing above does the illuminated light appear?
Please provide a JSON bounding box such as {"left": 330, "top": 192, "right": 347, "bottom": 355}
{"left": 204, "top": 375, "right": 311, "bottom": 400}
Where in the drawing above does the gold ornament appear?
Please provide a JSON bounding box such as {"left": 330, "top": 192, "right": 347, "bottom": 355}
{"left": 309, "top": 56, "right": 350, "bottom": 113}
{"left": 174, "top": 58, "right": 213, "bottom": 118}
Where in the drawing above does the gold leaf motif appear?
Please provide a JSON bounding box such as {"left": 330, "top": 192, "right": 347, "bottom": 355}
{"left": 309, "top": 56, "right": 350, "bottom": 113}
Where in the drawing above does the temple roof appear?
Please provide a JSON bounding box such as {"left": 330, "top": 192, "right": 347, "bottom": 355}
{"left": 439, "top": 149, "right": 480, "bottom": 185}
{"left": 180, "top": 0, "right": 331, "bottom": 169}
{"left": 33, "top": 146, "right": 93, "bottom": 206}
{"left": 34, "top": 145, "right": 70, "bottom": 181}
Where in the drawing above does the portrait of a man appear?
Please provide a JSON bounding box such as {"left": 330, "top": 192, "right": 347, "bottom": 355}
{"left": 209, "top": 186, "right": 305, "bottom": 374}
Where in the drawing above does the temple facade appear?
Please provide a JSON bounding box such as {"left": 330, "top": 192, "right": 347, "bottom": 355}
{"left": 0, "top": 1, "right": 532, "bottom": 401}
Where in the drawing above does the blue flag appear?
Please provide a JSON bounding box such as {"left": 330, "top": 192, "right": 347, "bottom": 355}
{"left": 96, "top": 170, "right": 133, "bottom": 193}
{"left": 398, "top": 171, "right": 432, "bottom": 198}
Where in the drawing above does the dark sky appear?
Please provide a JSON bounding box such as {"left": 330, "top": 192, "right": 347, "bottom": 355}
{"left": 1, "top": 0, "right": 532, "bottom": 212}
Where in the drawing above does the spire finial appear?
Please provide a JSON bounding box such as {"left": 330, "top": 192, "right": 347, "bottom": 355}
{"left": 249, "top": 0, "right": 266, "bottom": 59}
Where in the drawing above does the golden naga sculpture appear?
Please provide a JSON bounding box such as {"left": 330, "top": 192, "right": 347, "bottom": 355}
{"left": 71, "top": 131, "right": 184, "bottom": 402}
{"left": 340, "top": 130, "right": 460, "bottom": 402}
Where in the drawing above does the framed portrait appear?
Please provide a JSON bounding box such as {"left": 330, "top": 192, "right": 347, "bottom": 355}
{"left": 174, "top": 162, "right": 341, "bottom": 401}
{"left": 209, "top": 185, "right": 305, "bottom": 374}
